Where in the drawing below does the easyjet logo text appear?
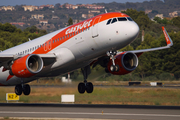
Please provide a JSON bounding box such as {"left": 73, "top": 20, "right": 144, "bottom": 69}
{"left": 65, "top": 19, "right": 92, "bottom": 35}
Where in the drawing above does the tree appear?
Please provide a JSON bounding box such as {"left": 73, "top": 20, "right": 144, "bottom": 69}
{"left": 15, "top": 5, "right": 24, "bottom": 11}
{"left": 1, "top": 23, "right": 16, "bottom": 32}
{"left": 122, "top": 9, "right": 152, "bottom": 29}
{"left": 119, "top": 45, "right": 134, "bottom": 51}
{"left": 172, "top": 17, "right": 180, "bottom": 28}
{"left": 153, "top": 17, "right": 169, "bottom": 25}
{"left": 55, "top": 3, "right": 61, "bottom": 9}
{"left": 68, "top": 17, "right": 73, "bottom": 26}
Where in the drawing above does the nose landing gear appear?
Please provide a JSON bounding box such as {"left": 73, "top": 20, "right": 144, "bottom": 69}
{"left": 107, "top": 50, "right": 119, "bottom": 72}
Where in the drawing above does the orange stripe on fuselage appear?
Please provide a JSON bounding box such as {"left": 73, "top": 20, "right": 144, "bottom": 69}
{"left": 32, "top": 12, "right": 129, "bottom": 55}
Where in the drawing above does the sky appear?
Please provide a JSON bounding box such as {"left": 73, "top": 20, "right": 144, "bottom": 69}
{"left": 1, "top": 0, "right": 153, "bottom": 6}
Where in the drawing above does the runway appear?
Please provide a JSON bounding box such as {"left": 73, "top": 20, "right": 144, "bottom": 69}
{"left": 0, "top": 103, "right": 180, "bottom": 120}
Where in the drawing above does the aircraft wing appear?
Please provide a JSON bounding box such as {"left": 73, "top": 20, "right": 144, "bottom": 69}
{"left": 118, "top": 27, "right": 173, "bottom": 55}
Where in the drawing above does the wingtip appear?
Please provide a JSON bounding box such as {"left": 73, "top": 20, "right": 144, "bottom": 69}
{"left": 162, "top": 26, "right": 173, "bottom": 47}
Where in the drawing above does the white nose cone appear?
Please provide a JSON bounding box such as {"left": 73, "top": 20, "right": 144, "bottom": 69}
{"left": 129, "top": 22, "right": 139, "bottom": 40}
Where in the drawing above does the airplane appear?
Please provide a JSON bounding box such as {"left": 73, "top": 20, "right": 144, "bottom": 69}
{"left": 0, "top": 12, "right": 173, "bottom": 95}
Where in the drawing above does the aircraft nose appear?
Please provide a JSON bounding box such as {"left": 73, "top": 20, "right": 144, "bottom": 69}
{"left": 128, "top": 22, "right": 139, "bottom": 40}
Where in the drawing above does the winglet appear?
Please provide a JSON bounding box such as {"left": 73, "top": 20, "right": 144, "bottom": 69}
{"left": 162, "top": 26, "right": 173, "bottom": 47}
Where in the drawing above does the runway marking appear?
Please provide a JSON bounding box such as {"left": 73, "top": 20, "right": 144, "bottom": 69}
{"left": 0, "top": 111, "right": 180, "bottom": 117}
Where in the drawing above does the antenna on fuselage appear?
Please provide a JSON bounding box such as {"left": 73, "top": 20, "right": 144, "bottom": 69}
{"left": 105, "top": 9, "right": 108, "bottom": 13}
{"left": 28, "top": 38, "right": 31, "bottom": 41}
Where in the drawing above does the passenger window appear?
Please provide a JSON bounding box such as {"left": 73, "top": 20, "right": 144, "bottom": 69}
{"left": 127, "top": 17, "right": 133, "bottom": 21}
{"left": 106, "top": 19, "right": 112, "bottom": 25}
{"left": 111, "top": 18, "right": 117, "bottom": 24}
{"left": 118, "top": 17, "right": 127, "bottom": 21}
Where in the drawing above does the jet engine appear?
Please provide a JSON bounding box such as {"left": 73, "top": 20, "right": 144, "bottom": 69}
{"left": 11, "top": 54, "right": 43, "bottom": 78}
{"left": 107, "top": 52, "right": 138, "bottom": 75}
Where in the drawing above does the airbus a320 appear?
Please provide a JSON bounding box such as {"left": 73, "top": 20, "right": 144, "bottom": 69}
{"left": 0, "top": 12, "right": 173, "bottom": 95}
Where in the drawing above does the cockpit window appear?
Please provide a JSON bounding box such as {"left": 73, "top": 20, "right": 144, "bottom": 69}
{"left": 111, "top": 18, "right": 117, "bottom": 24}
{"left": 106, "top": 19, "right": 112, "bottom": 25}
{"left": 127, "top": 17, "right": 133, "bottom": 21}
{"left": 118, "top": 17, "right": 127, "bottom": 21}
{"left": 106, "top": 17, "right": 133, "bottom": 25}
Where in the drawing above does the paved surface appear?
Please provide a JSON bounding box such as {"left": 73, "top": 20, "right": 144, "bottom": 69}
{"left": 0, "top": 103, "right": 180, "bottom": 120}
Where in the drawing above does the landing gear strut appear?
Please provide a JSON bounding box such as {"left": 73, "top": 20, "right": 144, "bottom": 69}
{"left": 78, "top": 65, "right": 94, "bottom": 94}
{"left": 107, "top": 50, "right": 119, "bottom": 72}
{"left": 15, "top": 84, "right": 31, "bottom": 96}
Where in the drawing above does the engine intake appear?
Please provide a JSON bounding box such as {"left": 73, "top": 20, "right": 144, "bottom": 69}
{"left": 26, "top": 55, "right": 43, "bottom": 73}
{"left": 121, "top": 52, "right": 138, "bottom": 71}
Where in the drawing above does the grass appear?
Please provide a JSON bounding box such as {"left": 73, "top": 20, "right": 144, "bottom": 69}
{"left": 0, "top": 86, "right": 180, "bottom": 106}
{"left": 3, "top": 116, "right": 9, "bottom": 119}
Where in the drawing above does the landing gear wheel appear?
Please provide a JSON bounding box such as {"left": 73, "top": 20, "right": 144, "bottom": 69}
{"left": 23, "top": 84, "right": 31, "bottom": 95}
{"left": 78, "top": 83, "right": 86, "bottom": 94}
{"left": 15, "top": 84, "right": 22, "bottom": 95}
{"left": 86, "top": 82, "right": 93, "bottom": 93}
{"left": 110, "top": 65, "right": 119, "bottom": 72}
{"left": 110, "top": 65, "right": 116, "bottom": 72}
{"left": 115, "top": 65, "right": 119, "bottom": 72}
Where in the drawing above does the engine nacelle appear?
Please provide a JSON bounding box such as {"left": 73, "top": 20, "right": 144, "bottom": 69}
{"left": 107, "top": 52, "right": 138, "bottom": 75}
{"left": 11, "top": 54, "right": 43, "bottom": 78}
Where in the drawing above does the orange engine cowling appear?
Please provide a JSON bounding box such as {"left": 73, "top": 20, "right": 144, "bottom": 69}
{"left": 11, "top": 54, "right": 43, "bottom": 78}
{"left": 107, "top": 52, "right": 138, "bottom": 75}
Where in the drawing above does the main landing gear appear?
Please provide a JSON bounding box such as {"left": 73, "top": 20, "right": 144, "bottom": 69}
{"left": 107, "top": 50, "right": 119, "bottom": 72}
{"left": 15, "top": 84, "right": 31, "bottom": 96}
{"left": 78, "top": 65, "right": 93, "bottom": 94}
